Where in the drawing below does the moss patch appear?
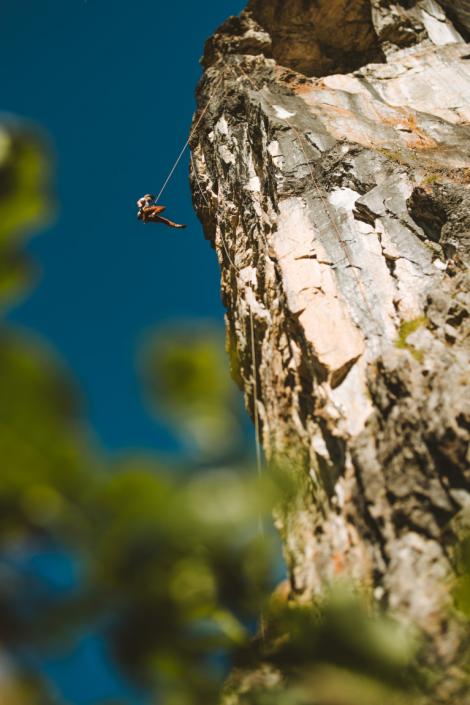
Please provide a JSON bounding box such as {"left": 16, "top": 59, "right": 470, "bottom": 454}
{"left": 395, "top": 316, "right": 428, "bottom": 362}
{"left": 421, "top": 173, "right": 441, "bottom": 187}
{"left": 377, "top": 148, "right": 409, "bottom": 166}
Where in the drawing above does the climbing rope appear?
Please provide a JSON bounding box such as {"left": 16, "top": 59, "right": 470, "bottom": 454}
{"left": 191, "top": 149, "right": 265, "bottom": 487}
{"left": 148, "top": 73, "right": 265, "bottom": 487}
{"left": 151, "top": 56, "right": 381, "bottom": 537}
{"left": 190, "top": 63, "right": 388, "bottom": 647}
{"left": 153, "top": 75, "right": 224, "bottom": 205}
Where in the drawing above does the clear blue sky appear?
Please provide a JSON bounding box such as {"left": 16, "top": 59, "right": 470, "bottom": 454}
{"left": 1, "top": 2, "right": 246, "bottom": 702}
{"left": 2, "top": 0, "right": 245, "bottom": 455}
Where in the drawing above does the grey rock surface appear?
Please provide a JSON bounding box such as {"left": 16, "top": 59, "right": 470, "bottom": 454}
{"left": 190, "top": 0, "right": 470, "bottom": 686}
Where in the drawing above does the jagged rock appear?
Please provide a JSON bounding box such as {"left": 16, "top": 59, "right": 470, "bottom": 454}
{"left": 247, "top": 0, "right": 382, "bottom": 75}
{"left": 190, "top": 0, "right": 470, "bottom": 688}
{"left": 440, "top": 0, "right": 470, "bottom": 34}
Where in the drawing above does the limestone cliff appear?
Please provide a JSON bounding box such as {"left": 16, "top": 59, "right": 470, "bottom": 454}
{"left": 190, "top": 0, "right": 470, "bottom": 684}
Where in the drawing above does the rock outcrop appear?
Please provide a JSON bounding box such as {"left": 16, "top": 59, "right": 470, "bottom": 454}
{"left": 190, "top": 0, "right": 470, "bottom": 685}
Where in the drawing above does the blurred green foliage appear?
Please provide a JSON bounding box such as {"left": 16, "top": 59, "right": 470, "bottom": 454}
{"left": 0, "top": 117, "right": 468, "bottom": 705}
{"left": 0, "top": 118, "right": 277, "bottom": 704}
{"left": 454, "top": 534, "right": 470, "bottom": 619}
{"left": 140, "top": 324, "right": 246, "bottom": 461}
{"left": 0, "top": 121, "right": 53, "bottom": 311}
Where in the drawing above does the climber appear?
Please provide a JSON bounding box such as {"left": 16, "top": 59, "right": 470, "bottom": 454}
{"left": 136, "top": 194, "right": 186, "bottom": 229}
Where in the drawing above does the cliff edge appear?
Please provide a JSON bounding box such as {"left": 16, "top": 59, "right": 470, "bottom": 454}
{"left": 190, "top": 0, "right": 470, "bottom": 689}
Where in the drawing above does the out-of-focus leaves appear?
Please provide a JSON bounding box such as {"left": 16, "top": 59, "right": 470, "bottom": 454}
{"left": 454, "top": 534, "right": 470, "bottom": 618}
{"left": 0, "top": 250, "right": 36, "bottom": 311}
{"left": 0, "top": 118, "right": 277, "bottom": 704}
{"left": 92, "top": 463, "right": 279, "bottom": 699}
{"left": 0, "top": 331, "right": 98, "bottom": 542}
{"left": 0, "top": 121, "right": 53, "bottom": 242}
{"left": 263, "top": 587, "right": 419, "bottom": 687}
{"left": 223, "top": 588, "right": 424, "bottom": 705}
{"left": 0, "top": 116, "right": 467, "bottom": 705}
{"left": 140, "top": 323, "right": 245, "bottom": 460}
{"left": 0, "top": 651, "right": 63, "bottom": 705}
{"left": 0, "top": 121, "right": 54, "bottom": 311}
{"left": 234, "top": 665, "right": 425, "bottom": 705}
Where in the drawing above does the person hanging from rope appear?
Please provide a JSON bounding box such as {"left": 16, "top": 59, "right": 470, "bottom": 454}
{"left": 136, "top": 194, "right": 186, "bottom": 229}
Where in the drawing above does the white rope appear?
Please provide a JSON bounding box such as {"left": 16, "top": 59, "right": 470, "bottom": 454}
{"left": 154, "top": 76, "right": 223, "bottom": 204}
{"left": 147, "top": 66, "right": 269, "bottom": 643}
{"left": 249, "top": 307, "right": 264, "bottom": 485}
{"left": 152, "top": 69, "right": 265, "bottom": 509}
{"left": 190, "top": 153, "right": 265, "bottom": 484}
{"left": 191, "top": 153, "right": 240, "bottom": 273}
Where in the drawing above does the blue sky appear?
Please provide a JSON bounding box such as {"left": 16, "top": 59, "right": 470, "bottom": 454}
{"left": 1, "top": 2, "right": 247, "bottom": 702}
{"left": 2, "top": 0, "right": 245, "bottom": 455}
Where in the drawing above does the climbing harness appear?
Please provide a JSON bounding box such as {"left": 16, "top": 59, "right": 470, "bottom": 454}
{"left": 136, "top": 195, "right": 186, "bottom": 229}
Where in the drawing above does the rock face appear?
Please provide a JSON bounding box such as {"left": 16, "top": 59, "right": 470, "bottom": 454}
{"left": 190, "top": 0, "right": 470, "bottom": 679}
